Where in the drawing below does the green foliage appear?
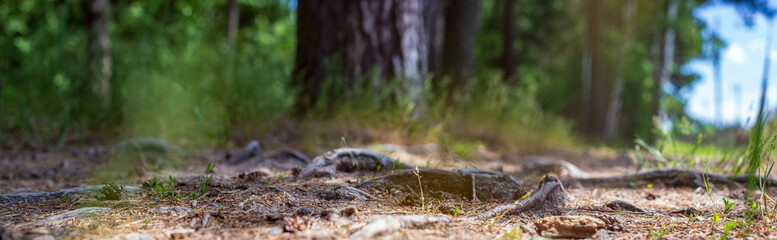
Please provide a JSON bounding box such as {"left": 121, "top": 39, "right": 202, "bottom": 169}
{"left": 500, "top": 227, "right": 523, "bottom": 240}
{"left": 723, "top": 198, "right": 736, "bottom": 214}
{"left": 1, "top": 0, "right": 295, "bottom": 145}
{"left": 197, "top": 163, "right": 214, "bottom": 198}
{"left": 650, "top": 223, "right": 673, "bottom": 239}
{"left": 720, "top": 221, "right": 739, "bottom": 240}
{"left": 97, "top": 183, "right": 124, "bottom": 201}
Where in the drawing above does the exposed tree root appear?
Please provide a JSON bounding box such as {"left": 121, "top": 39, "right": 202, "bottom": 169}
{"left": 475, "top": 175, "right": 567, "bottom": 219}
{"left": 0, "top": 185, "right": 143, "bottom": 204}
{"left": 356, "top": 168, "right": 526, "bottom": 201}
{"left": 219, "top": 140, "right": 310, "bottom": 175}
{"left": 317, "top": 186, "right": 376, "bottom": 201}
{"left": 298, "top": 148, "right": 414, "bottom": 179}
{"left": 227, "top": 140, "right": 262, "bottom": 164}
{"left": 348, "top": 215, "right": 452, "bottom": 240}
{"left": 563, "top": 169, "right": 777, "bottom": 189}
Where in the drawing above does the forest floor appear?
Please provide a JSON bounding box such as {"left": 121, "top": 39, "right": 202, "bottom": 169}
{"left": 2, "top": 139, "right": 777, "bottom": 239}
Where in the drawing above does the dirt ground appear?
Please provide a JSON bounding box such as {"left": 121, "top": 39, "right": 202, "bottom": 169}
{"left": 2, "top": 141, "right": 777, "bottom": 239}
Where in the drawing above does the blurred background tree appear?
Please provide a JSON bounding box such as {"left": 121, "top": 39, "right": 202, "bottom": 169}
{"left": 0, "top": 0, "right": 774, "bottom": 152}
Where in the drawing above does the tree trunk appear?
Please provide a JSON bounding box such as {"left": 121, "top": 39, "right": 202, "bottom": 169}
{"left": 585, "top": 0, "right": 608, "bottom": 138}
{"left": 227, "top": 0, "right": 239, "bottom": 50}
{"left": 85, "top": 0, "right": 111, "bottom": 108}
{"left": 437, "top": 0, "right": 480, "bottom": 103}
{"left": 423, "top": 0, "right": 444, "bottom": 75}
{"left": 293, "top": 0, "right": 427, "bottom": 114}
{"left": 656, "top": 0, "right": 678, "bottom": 122}
{"left": 604, "top": 0, "right": 637, "bottom": 139}
{"left": 502, "top": 0, "right": 517, "bottom": 83}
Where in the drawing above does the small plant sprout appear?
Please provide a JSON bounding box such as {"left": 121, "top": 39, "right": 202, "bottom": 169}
{"left": 650, "top": 222, "right": 674, "bottom": 239}
{"left": 391, "top": 159, "right": 400, "bottom": 173}
{"left": 488, "top": 209, "right": 510, "bottom": 230}
{"left": 454, "top": 206, "right": 459, "bottom": 218}
{"left": 413, "top": 166, "right": 425, "bottom": 210}
{"left": 702, "top": 159, "right": 723, "bottom": 216}
{"left": 169, "top": 175, "right": 177, "bottom": 185}
{"left": 198, "top": 162, "right": 214, "bottom": 199}
{"left": 500, "top": 227, "right": 523, "bottom": 240}
{"left": 59, "top": 195, "right": 74, "bottom": 204}
{"left": 722, "top": 198, "right": 735, "bottom": 214}
{"left": 713, "top": 211, "right": 720, "bottom": 224}
{"left": 206, "top": 162, "right": 214, "bottom": 175}
{"left": 720, "top": 221, "right": 738, "bottom": 240}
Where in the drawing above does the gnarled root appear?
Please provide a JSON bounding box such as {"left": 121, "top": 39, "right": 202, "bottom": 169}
{"left": 299, "top": 148, "right": 414, "bottom": 179}
{"left": 475, "top": 175, "right": 567, "bottom": 219}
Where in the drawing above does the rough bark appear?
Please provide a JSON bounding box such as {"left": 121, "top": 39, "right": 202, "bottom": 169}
{"left": 85, "top": 0, "right": 112, "bottom": 108}
{"left": 293, "top": 0, "right": 427, "bottom": 113}
{"left": 437, "top": 0, "right": 480, "bottom": 102}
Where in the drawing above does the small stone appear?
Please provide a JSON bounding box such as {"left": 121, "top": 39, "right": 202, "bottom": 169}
{"left": 534, "top": 215, "right": 605, "bottom": 238}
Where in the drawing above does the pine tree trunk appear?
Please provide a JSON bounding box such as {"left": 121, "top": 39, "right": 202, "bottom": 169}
{"left": 293, "top": 0, "right": 427, "bottom": 114}
{"left": 423, "top": 0, "right": 444, "bottom": 75}
{"left": 86, "top": 0, "right": 111, "bottom": 108}
{"left": 438, "top": 0, "right": 480, "bottom": 103}
{"left": 585, "top": 0, "right": 608, "bottom": 138}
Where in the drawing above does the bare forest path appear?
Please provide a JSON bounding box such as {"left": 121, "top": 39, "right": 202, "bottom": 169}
{"left": 1, "top": 139, "right": 775, "bottom": 239}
